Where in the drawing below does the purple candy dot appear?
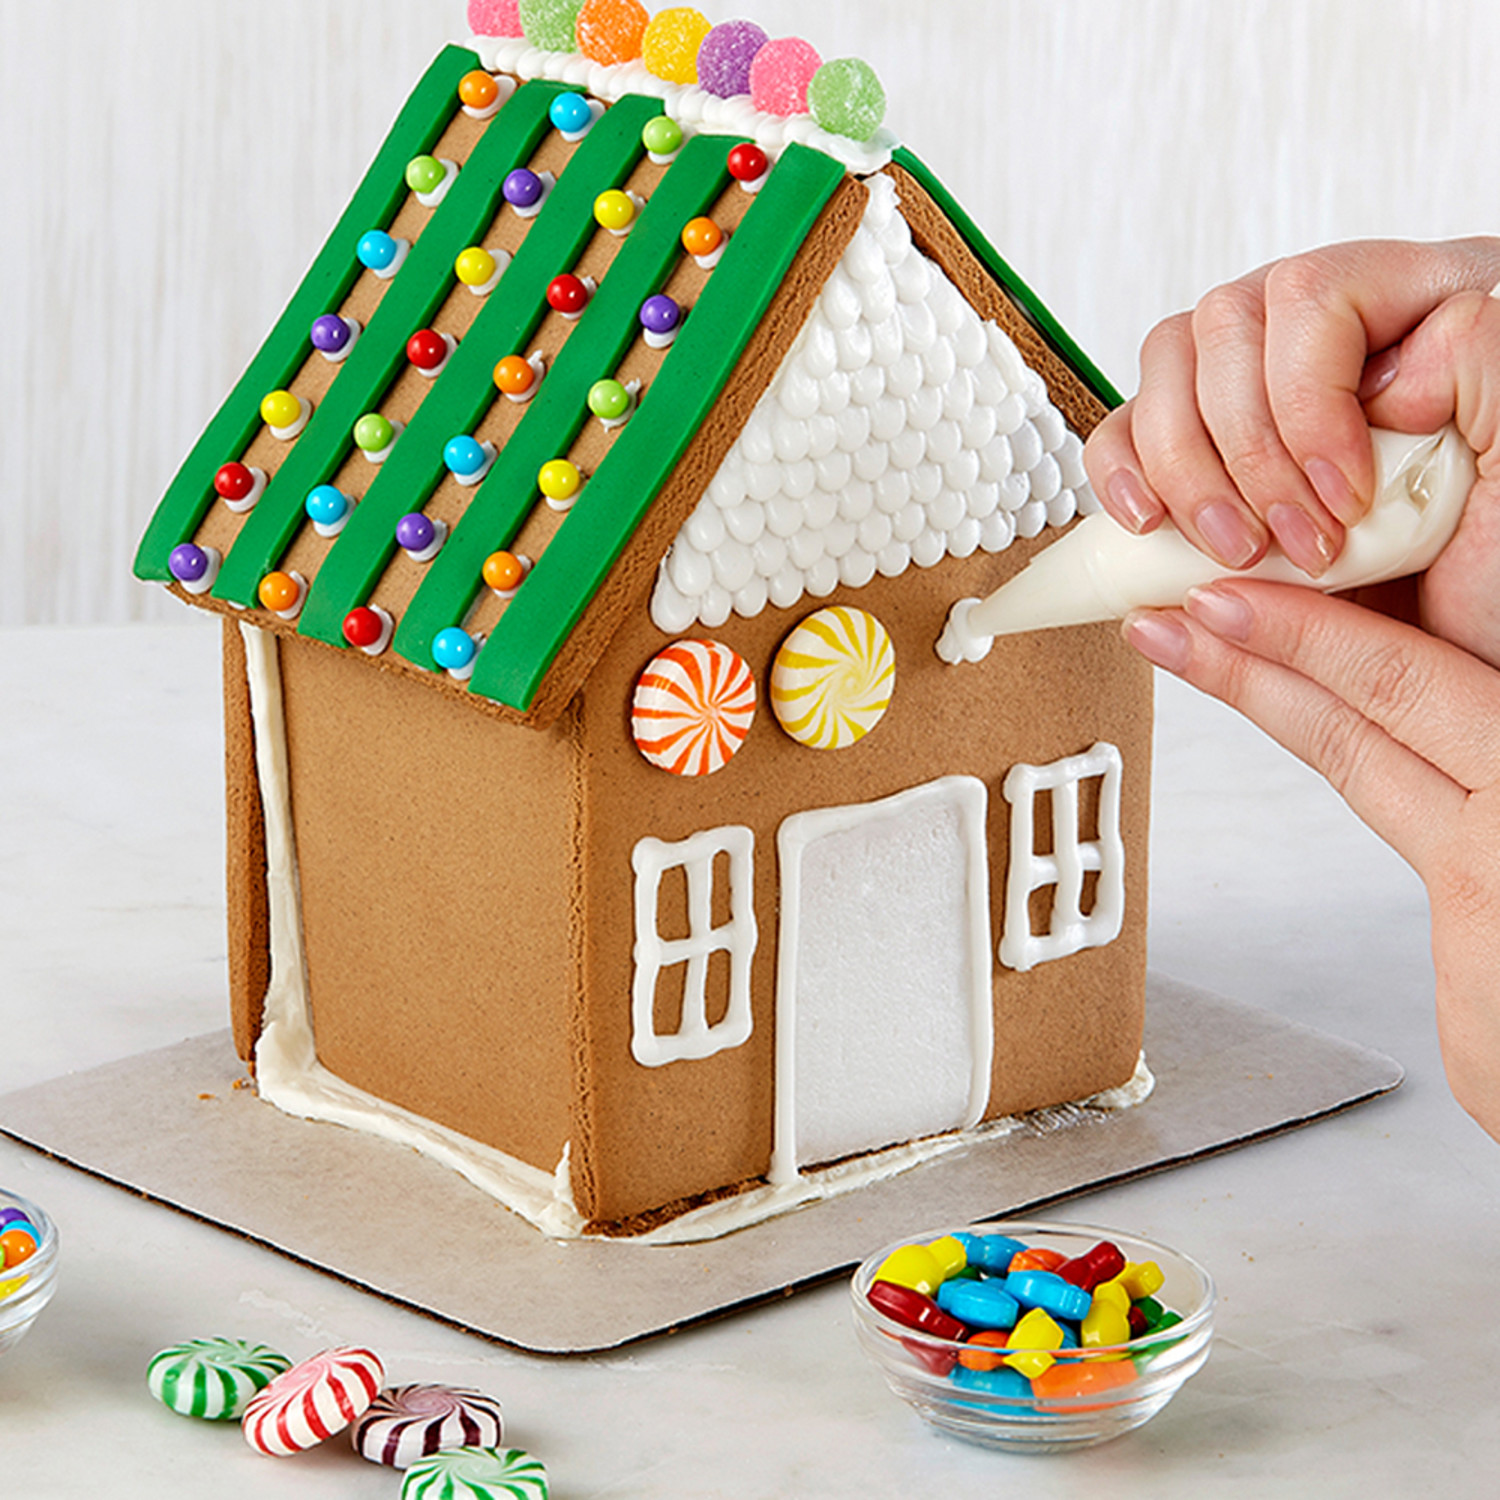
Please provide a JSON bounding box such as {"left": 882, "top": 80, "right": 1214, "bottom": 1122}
{"left": 310, "top": 313, "right": 351, "bottom": 353}
{"left": 169, "top": 543, "right": 208, "bottom": 583}
{"left": 0, "top": 1207, "right": 30, "bottom": 1231}
{"left": 697, "top": 20, "right": 770, "bottom": 98}
{"left": 396, "top": 513, "right": 436, "bottom": 553}
{"left": 640, "top": 294, "right": 681, "bottom": 335}
{"left": 503, "top": 168, "right": 544, "bottom": 208}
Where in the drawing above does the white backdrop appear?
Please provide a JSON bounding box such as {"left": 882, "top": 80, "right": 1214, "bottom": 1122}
{"left": 4, "top": 0, "right": 1497, "bottom": 626}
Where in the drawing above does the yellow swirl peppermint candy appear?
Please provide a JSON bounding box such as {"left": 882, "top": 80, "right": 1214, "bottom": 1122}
{"left": 770, "top": 607, "right": 895, "bottom": 749}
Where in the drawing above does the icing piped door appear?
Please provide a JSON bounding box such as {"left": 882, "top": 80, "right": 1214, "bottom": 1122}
{"left": 768, "top": 777, "right": 994, "bottom": 1184}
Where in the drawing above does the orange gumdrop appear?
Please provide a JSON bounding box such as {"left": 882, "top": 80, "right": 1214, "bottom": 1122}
{"left": 957, "top": 1328, "right": 1010, "bottom": 1372}
{"left": 576, "top": 0, "right": 649, "bottom": 66}
{"left": 1031, "top": 1357, "right": 1139, "bottom": 1407}
{"left": 1008, "top": 1246, "right": 1068, "bottom": 1273}
{"left": 258, "top": 571, "right": 300, "bottom": 613}
{"left": 483, "top": 550, "right": 525, "bottom": 593}
{"left": 458, "top": 70, "right": 500, "bottom": 110}
{"left": 493, "top": 354, "right": 535, "bottom": 395}
{"left": 681, "top": 216, "right": 723, "bottom": 257}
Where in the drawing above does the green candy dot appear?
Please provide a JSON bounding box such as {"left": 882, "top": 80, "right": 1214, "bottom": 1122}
{"left": 641, "top": 115, "right": 684, "bottom": 157}
{"left": 588, "top": 379, "right": 631, "bottom": 421}
{"left": 353, "top": 413, "right": 394, "bottom": 452}
{"left": 405, "top": 154, "right": 446, "bottom": 194}
{"left": 807, "top": 58, "right": 887, "bottom": 143}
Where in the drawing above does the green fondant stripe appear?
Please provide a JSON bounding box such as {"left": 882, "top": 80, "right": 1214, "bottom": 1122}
{"left": 132, "top": 45, "right": 478, "bottom": 581}
{"left": 212, "top": 79, "right": 566, "bottom": 607}
{"left": 389, "top": 130, "right": 735, "bottom": 671}
{"left": 471, "top": 143, "right": 847, "bottom": 712}
{"left": 300, "top": 92, "right": 668, "bottom": 647}
{"left": 890, "top": 145, "right": 1122, "bottom": 410}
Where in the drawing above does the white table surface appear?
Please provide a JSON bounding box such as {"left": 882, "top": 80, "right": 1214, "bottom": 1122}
{"left": 0, "top": 618, "right": 1491, "bottom": 1497}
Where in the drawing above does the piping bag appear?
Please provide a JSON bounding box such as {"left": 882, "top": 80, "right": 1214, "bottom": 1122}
{"left": 937, "top": 423, "right": 1476, "bottom": 662}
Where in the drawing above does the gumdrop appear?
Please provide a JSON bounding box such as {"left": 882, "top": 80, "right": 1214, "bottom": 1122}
{"left": 468, "top": 0, "right": 523, "bottom": 35}
{"left": 807, "top": 58, "right": 887, "bottom": 141}
{"left": 576, "top": 0, "right": 648, "bottom": 64}
{"left": 641, "top": 7, "right": 713, "bottom": 85}
{"left": 749, "top": 37, "right": 822, "bottom": 117}
{"left": 519, "top": 0, "right": 582, "bottom": 50}
{"left": 697, "top": 19, "right": 769, "bottom": 98}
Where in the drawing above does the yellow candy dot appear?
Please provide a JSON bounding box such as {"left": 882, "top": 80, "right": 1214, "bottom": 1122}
{"left": 455, "top": 247, "right": 498, "bottom": 287}
{"left": 1119, "top": 1260, "right": 1165, "bottom": 1300}
{"left": 926, "top": 1235, "right": 968, "bottom": 1281}
{"left": 259, "top": 390, "right": 302, "bottom": 429}
{"left": 641, "top": 6, "right": 712, "bottom": 85}
{"left": 594, "top": 189, "right": 636, "bottom": 231}
{"left": 538, "top": 459, "right": 582, "bottom": 501}
{"left": 258, "top": 571, "right": 300, "bottom": 613}
{"left": 874, "top": 1244, "right": 945, "bottom": 1297}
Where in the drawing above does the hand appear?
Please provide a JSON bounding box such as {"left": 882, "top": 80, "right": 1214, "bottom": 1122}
{"left": 1126, "top": 580, "right": 1500, "bottom": 1140}
{"left": 1084, "top": 239, "right": 1500, "bottom": 584}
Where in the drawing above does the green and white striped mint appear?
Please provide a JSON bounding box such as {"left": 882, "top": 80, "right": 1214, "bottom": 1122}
{"left": 146, "top": 1337, "right": 292, "bottom": 1421}
{"left": 400, "top": 1446, "right": 548, "bottom": 1500}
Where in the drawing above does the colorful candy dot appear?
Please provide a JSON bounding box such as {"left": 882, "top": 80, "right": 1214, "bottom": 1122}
{"left": 641, "top": 7, "right": 711, "bottom": 85}
{"left": 353, "top": 413, "right": 395, "bottom": 453}
{"left": 493, "top": 354, "right": 536, "bottom": 396}
{"left": 309, "top": 313, "right": 354, "bottom": 354}
{"left": 639, "top": 293, "right": 681, "bottom": 335}
{"left": 259, "top": 390, "right": 302, "bottom": 430}
{"left": 168, "top": 544, "right": 210, "bottom": 585}
{"left": 406, "top": 328, "right": 449, "bottom": 371}
{"left": 432, "top": 626, "right": 479, "bottom": 672}
{"left": 305, "top": 485, "right": 349, "bottom": 527}
{"left": 681, "top": 216, "right": 723, "bottom": 257}
{"left": 538, "top": 459, "right": 582, "bottom": 501}
{"left": 0, "top": 1225, "right": 37, "bottom": 1266}
{"left": 641, "top": 114, "right": 684, "bottom": 158}
{"left": 549, "top": 92, "right": 593, "bottom": 134}
{"left": 467, "top": 0, "right": 523, "bottom": 36}
{"left": 444, "top": 435, "right": 488, "bottom": 478}
{"left": 343, "top": 607, "right": 387, "bottom": 650}
{"left": 503, "top": 168, "right": 545, "bottom": 209}
{"left": 749, "top": 37, "right": 823, "bottom": 117}
{"left": 357, "top": 230, "right": 401, "bottom": 273}
{"left": 807, "top": 58, "right": 887, "bottom": 142}
{"left": 727, "top": 142, "right": 769, "bottom": 183}
{"left": 588, "top": 378, "right": 631, "bottom": 421}
{"left": 696, "top": 19, "right": 768, "bottom": 98}
{"left": 258, "top": 571, "right": 301, "bottom": 614}
{"left": 458, "top": 69, "right": 501, "bottom": 110}
{"left": 594, "top": 188, "right": 636, "bottom": 232}
{"left": 575, "top": 0, "right": 648, "bottom": 65}
{"left": 214, "top": 462, "right": 255, "bottom": 502}
{"left": 547, "top": 273, "right": 590, "bottom": 315}
{"left": 483, "top": 551, "right": 527, "bottom": 593}
{"left": 405, "top": 155, "right": 447, "bottom": 195}
{"left": 518, "top": 0, "right": 581, "bottom": 50}
{"left": 396, "top": 513, "right": 438, "bottom": 553}
{"left": 455, "top": 247, "right": 499, "bottom": 287}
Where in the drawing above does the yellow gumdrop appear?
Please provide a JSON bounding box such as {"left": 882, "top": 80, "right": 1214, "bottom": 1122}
{"left": 1081, "top": 1296, "right": 1132, "bottom": 1358}
{"left": 873, "top": 1244, "right": 944, "bottom": 1297}
{"left": 1091, "top": 1278, "right": 1131, "bottom": 1314}
{"left": 925, "top": 1235, "right": 968, "bottom": 1282}
{"left": 1119, "top": 1260, "right": 1165, "bottom": 1300}
{"left": 1003, "top": 1307, "right": 1064, "bottom": 1381}
{"left": 641, "top": 7, "right": 711, "bottom": 84}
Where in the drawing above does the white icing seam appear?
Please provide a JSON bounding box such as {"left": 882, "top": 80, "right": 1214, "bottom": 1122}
{"left": 650, "top": 173, "right": 1097, "bottom": 633}
{"left": 465, "top": 36, "right": 899, "bottom": 174}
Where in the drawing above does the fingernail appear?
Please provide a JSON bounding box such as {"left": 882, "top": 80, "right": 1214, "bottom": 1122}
{"left": 1185, "top": 583, "right": 1253, "bottom": 641}
{"left": 1305, "top": 456, "right": 1365, "bottom": 527}
{"left": 1358, "top": 346, "right": 1400, "bottom": 401}
{"left": 1105, "top": 470, "right": 1162, "bottom": 533}
{"left": 1267, "top": 501, "right": 1338, "bottom": 578}
{"left": 1122, "top": 610, "right": 1191, "bottom": 673}
{"left": 1194, "top": 500, "right": 1264, "bottom": 569}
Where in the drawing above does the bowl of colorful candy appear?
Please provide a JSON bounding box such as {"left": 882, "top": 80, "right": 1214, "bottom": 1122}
{"left": 851, "top": 1219, "right": 1213, "bottom": 1452}
{"left": 0, "top": 1190, "right": 59, "bottom": 1358}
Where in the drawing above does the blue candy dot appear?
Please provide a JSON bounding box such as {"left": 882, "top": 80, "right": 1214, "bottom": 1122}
{"left": 432, "top": 626, "right": 477, "bottom": 671}
{"left": 549, "top": 92, "right": 592, "bottom": 134}
{"left": 305, "top": 485, "right": 349, "bottom": 526}
{"left": 168, "top": 543, "right": 208, "bottom": 583}
{"left": 444, "top": 435, "right": 486, "bottom": 476}
{"left": 357, "top": 230, "right": 398, "bottom": 272}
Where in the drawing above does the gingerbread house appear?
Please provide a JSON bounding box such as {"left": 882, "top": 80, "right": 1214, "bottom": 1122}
{"left": 134, "top": 37, "right": 1152, "bottom": 1237}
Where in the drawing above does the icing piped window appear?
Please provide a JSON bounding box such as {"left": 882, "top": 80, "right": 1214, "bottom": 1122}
{"left": 631, "top": 825, "right": 758, "bottom": 1066}
{"left": 999, "top": 743, "right": 1125, "bottom": 973}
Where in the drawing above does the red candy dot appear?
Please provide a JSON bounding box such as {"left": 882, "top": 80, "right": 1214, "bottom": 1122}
{"left": 406, "top": 328, "right": 449, "bottom": 371}
{"left": 214, "top": 462, "right": 255, "bottom": 501}
{"left": 547, "top": 273, "right": 590, "bottom": 315}
{"left": 727, "top": 142, "right": 768, "bottom": 183}
{"left": 343, "top": 607, "right": 385, "bottom": 649}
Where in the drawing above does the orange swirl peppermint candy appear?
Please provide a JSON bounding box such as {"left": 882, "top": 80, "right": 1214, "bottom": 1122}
{"left": 632, "top": 639, "right": 757, "bottom": 776}
{"left": 770, "top": 606, "right": 895, "bottom": 749}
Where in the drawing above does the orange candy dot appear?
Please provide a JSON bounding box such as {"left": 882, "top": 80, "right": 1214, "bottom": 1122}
{"left": 681, "top": 216, "right": 722, "bottom": 257}
{"left": 258, "top": 571, "right": 301, "bottom": 613}
{"left": 1008, "top": 1246, "right": 1068, "bottom": 1273}
{"left": 957, "top": 1329, "right": 1010, "bottom": 1372}
{"left": 576, "top": 0, "right": 649, "bottom": 65}
{"left": 493, "top": 354, "right": 536, "bottom": 395}
{"left": 458, "top": 70, "right": 499, "bottom": 110}
{"left": 483, "top": 550, "right": 526, "bottom": 593}
{"left": 1031, "top": 1357, "right": 1139, "bottom": 1406}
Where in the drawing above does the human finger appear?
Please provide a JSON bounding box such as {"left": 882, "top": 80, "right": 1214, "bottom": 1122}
{"left": 1082, "top": 401, "right": 1168, "bottom": 533}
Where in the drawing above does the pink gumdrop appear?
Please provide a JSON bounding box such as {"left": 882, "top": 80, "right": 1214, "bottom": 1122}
{"left": 697, "top": 20, "right": 769, "bottom": 98}
{"left": 749, "top": 37, "right": 823, "bottom": 117}
{"left": 468, "top": 0, "right": 523, "bottom": 36}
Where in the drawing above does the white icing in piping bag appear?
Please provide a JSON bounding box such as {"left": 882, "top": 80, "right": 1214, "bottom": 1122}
{"left": 937, "top": 424, "right": 1476, "bottom": 659}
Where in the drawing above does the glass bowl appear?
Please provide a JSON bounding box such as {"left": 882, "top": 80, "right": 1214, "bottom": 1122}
{"left": 0, "top": 1190, "right": 60, "bottom": 1358}
{"left": 851, "top": 1218, "right": 1213, "bottom": 1452}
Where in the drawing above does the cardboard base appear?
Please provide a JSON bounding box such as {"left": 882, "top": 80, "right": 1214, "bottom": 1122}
{"left": 0, "top": 974, "right": 1400, "bottom": 1352}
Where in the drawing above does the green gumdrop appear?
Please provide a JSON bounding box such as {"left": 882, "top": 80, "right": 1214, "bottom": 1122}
{"left": 807, "top": 57, "right": 887, "bottom": 143}
{"left": 518, "top": 0, "right": 582, "bottom": 50}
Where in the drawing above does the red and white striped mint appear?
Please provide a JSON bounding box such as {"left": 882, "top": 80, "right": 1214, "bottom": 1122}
{"left": 241, "top": 1346, "right": 385, "bottom": 1457}
{"left": 352, "top": 1383, "right": 504, "bottom": 1468}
